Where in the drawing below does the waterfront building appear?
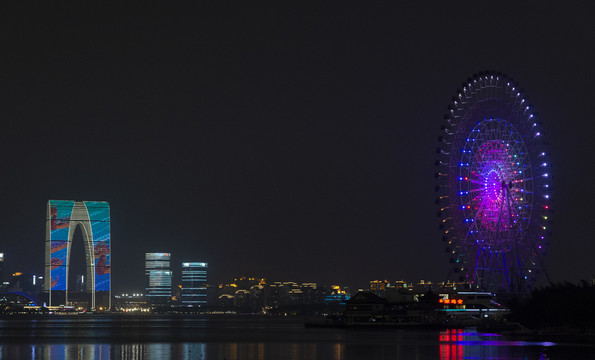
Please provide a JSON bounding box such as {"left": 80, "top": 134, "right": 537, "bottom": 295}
{"left": 44, "top": 200, "right": 111, "bottom": 310}
{"left": 324, "top": 285, "right": 350, "bottom": 304}
{"left": 370, "top": 280, "right": 390, "bottom": 297}
{"left": 113, "top": 293, "right": 149, "bottom": 312}
{"left": 145, "top": 253, "right": 172, "bottom": 304}
{"left": 181, "top": 262, "right": 207, "bottom": 306}
{"left": 0, "top": 253, "right": 4, "bottom": 284}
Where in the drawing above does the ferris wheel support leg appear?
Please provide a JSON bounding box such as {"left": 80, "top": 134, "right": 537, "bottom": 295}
{"left": 506, "top": 185, "right": 524, "bottom": 294}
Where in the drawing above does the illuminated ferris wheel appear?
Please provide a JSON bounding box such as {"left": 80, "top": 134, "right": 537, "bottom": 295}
{"left": 435, "top": 72, "right": 552, "bottom": 294}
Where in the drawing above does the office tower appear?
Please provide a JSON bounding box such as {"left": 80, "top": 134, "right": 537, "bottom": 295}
{"left": 145, "top": 253, "right": 172, "bottom": 304}
{"left": 181, "top": 262, "right": 207, "bottom": 306}
{"left": 0, "top": 253, "right": 4, "bottom": 284}
{"left": 44, "top": 200, "right": 111, "bottom": 309}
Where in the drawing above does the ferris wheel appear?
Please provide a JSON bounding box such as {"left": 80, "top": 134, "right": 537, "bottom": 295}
{"left": 435, "top": 72, "right": 552, "bottom": 294}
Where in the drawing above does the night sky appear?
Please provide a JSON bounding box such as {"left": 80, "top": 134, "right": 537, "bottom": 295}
{"left": 0, "top": 3, "right": 593, "bottom": 293}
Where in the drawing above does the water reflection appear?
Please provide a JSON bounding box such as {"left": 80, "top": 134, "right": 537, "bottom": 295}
{"left": 0, "top": 344, "right": 111, "bottom": 360}
{"left": 0, "top": 342, "right": 377, "bottom": 360}
{"left": 439, "top": 329, "right": 464, "bottom": 359}
{"left": 438, "top": 328, "right": 561, "bottom": 360}
{"left": 0, "top": 343, "right": 338, "bottom": 360}
{"left": 0, "top": 344, "right": 205, "bottom": 360}
{"left": 0, "top": 328, "right": 593, "bottom": 360}
{"left": 333, "top": 343, "right": 343, "bottom": 360}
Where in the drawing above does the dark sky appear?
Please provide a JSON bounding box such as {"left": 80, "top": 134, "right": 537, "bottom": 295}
{"left": 0, "top": 3, "right": 593, "bottom": 293}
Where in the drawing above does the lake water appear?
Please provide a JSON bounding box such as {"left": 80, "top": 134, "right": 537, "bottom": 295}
{"left": 0, "top": 315, "right": 592, "bottom": 359}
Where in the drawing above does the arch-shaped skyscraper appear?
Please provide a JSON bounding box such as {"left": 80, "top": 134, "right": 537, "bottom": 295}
{"left": 44, "top": 200, "right": 111, "bottom": 309}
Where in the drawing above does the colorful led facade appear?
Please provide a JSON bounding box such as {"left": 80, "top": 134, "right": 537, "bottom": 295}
{"left": 145, "top": 253, "right": 172, "bottom": 304}
{"left": 181, "top": 262, "right": 207, "bottom": 306}
{"left": 44, "top": 200, "right": 111, "bottom": 309}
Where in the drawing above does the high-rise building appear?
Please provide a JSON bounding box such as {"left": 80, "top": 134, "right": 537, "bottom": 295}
{"left": 44, "top": 200, "right": 111, "bottom": 310}
{"left": 145, "top": 253, "right": 172, "bottom": 304}
{"left": 0, "top": 253, "right": 4, "bottom": 284}
{"left": 181, "top": 262, "right": 207, "bottom": 306}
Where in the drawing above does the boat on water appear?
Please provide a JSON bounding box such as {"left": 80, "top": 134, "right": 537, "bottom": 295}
{"left": 307, "top": 290, "right": 514, "bottom": 329}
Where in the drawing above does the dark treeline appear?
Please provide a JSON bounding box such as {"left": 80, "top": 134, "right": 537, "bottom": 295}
{"left": 510, "top": 281, "right": 595, "bottom": 331}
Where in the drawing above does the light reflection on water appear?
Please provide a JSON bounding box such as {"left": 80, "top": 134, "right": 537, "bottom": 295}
{"left": 1, "top": 343, "right": 342, "bottom": 360}
{"left": 0, "top": 338, "right": 590, "bottom": 360}
{"left": 0, "top": 317, "right": 593, "bottom": 359}
{"left": 437, "top": 328, "right": 575, "bottom": 360}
